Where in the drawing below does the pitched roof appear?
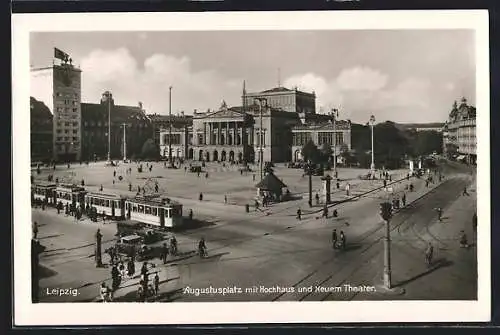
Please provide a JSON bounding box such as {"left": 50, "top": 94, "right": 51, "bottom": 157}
{"left": 255, "top": 172, "right": 287, "bottom": 191}
{"left": 30, "top": 97, "right": 53, "bottom": 119}
{"left": 260, "top": 87, "right": 292, "bottom": 93}
{"left": 81, "top": 103, "right": 150, "bottom": 123}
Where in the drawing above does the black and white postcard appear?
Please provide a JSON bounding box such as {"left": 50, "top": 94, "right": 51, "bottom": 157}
{"left": 12, "top": 10, "right": 490, "bottom": 325}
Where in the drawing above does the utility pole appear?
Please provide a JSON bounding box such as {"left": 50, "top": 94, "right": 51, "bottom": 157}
{"left": 370, "top": 115, "right": 376, "bottom": 177}
{"left": 107, "top": 93, "right": 112, "bottom": 163}
{"left": 169, "top": 86, "right": 173, "bottom": 168}
{"left": 255, "top": 98, "right": 267, "bottom": 181}
{"left": 121, "top": 123, "right": 127, "bottom": 162}
{"left": 332, "top": 108, "right": 339, "bottom": 179}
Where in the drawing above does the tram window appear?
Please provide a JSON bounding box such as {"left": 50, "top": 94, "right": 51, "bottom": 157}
{"left": 152, "top": 207, "right": 158, "bottom": 216}
{"left": 165, "top": 209, "right": 171, "bottom": 218}
{"left": 171, "top": 207, "right": 178, "bottom": 216}
{"left": 133, "top": 205, "right": 138, "bottom": 212}
{"left": 105, "top": 200, "right": 109, "bottom": 207}
{"left": 145, "top": 206, "right": 151, "bottom": 214}
{"left": 138, "top": 205, "right": 144, "bottom": 213}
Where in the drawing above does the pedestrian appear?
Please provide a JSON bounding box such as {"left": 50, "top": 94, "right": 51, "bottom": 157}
{"left": 32, "top": 221, "right": 39, "bottom": 239}
{"left": 322, "top": 205, "right": 328, "bottom": 218}
{"left": 332, "top": 229, "right": 338, "bottom": 249}
{"left": 463, "top": 187, "right": 470, "bottom": 196}
{"left": 81, "top": 179, "right": 85, "bottom": 186}
{"left": 112, "top": 180, "right": 115, "bottom": 185}
{"left": 315, "top": 193, "right": 320, "bottom": 205}
{"left": 460, "top": 230, "right": 469, "bottom": 248}
{"left": 161, "top": 243, "right": 168, "bottom": 264}
{"left": 188, "top": 209, "right": 193, "bottom": 220}
{"left": 253, "top": 174, "right": 256, "bottom": 181}
{"left": 473, "top": 211, "right": 477, "bottom": 232}
{"left": 296, "top": 208, "right": 302, "bottom": 221}
{"left": 345, "top": 183, "right": 350, "bottom": 196}
{"left": 129, "top": 183, "right": 132, "bottom": 191}
{"left": 425, "top": 242, "right": 434, "bottom": 266}
{"left": 103, "top": 213, "right": 106, "bottom": 223}
{"left": 205, "top": 172, "right": 209, "bottom": 178}
{"left": 137, "top": 283, "right": 145, "bottom": 302}
{"left": 111, "top": 265, "right": 120, "bottom": 291}
{"left": 199, "top": 192, "right": 203, "bottom": 201}
{"left": 100, "top": 282, "right": 110, "bottom": 302}
{"left": 402, "top": 193, "right": 406, "bottom": 207}
{"left": 425, "top": 179, "right": 429, "bottom": 188}
{"left": 339, "top": 231, "right": 346, "bottom": 250}
{"left": 435, "top": 207, "right": 443, "bottom": 222}
{"left": 224, "top": 195, "right": 227, "bottom": 204}
{"left": 154, "top": 273, "right": 160, "bottom": 296}
{"left": 100, "top": 184, "right": 103, "bottom": 191}
{"left": 333, "top": 209, "right": 338, "bottom": 218}
{"left": 255, "top": 199, "right": 260, "bottom": 211}
{"left": 127, "top": 258, "right": 135, "bottom": 277}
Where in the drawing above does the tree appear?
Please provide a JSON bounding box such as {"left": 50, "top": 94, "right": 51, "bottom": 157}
{"left": 301, "top": 140, "right": 320, "bottom": 163}
{"left": 140, "top": 138, "right": 160, "bottom": 160}
{"left": 319, "top": 143, "right": 333, "bottom": 163}
{"left": 411, "top": 131, "right": 443, "bottom": 157}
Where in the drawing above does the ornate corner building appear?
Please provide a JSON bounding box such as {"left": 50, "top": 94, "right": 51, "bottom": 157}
{"left": 442, "top": 97, "right": 477, "bottom": 164}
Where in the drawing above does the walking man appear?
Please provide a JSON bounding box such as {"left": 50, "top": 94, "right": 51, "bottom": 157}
{"left": 332, "top": 229, "right": 338, "bottom": 249}
{"left": 402, "top": 193, "right": 407, "bottom": 207}
{"left": 322, "top": 205, "right": 328, "bottom": 218}
{"left": 435, "top": 207, "right": 443, "bottom": 222}
{"left": 32, "top": 221, "right": 39, "bottom": 239}
{"left": 462, "top": 187, "right": 470, "bottom": 196}
{"left": 224, "top": 195, "right": 228, "bottom": 204}
{"left": 296, "top": 208, "right": 302, "bottom": 221}
{"left": 345, "top": 183, "right": 350, "bottom": 197}
{"left": 154, "top": 272, "right": 160, "bottom": 296}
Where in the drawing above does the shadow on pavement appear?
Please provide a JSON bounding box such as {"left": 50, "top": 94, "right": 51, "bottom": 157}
{"left": 38, "top": 264, "right": 58, "bottom": 279}
{"left": 333, "top": 244, "right": 362, "bottom": 252}
{"left": 38, "top": 234, "right": 64, "bottom": 240}
{"left": 172, "top": 219, "right": 217, "bottom": 232}
{"left": 393, "top": 258, "right": 453, "bottom": 288}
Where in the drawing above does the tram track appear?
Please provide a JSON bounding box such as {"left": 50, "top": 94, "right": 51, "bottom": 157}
{"left": 270, "top": 176, "right": 468, "bottom": 302}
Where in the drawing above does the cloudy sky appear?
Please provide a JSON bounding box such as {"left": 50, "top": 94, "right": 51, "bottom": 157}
{"left": 30, "top": 30, "right": 475, "bottom": 123}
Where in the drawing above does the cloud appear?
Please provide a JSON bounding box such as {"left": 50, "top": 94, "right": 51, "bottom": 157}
{"left": 80, "top": 48, "right": 242, "bottom": 114}
{"left": 283, "top": 68, "right": 450, "bottom": 122}
{"left": 336, "top": 67, "right": 388, "bottom": 91}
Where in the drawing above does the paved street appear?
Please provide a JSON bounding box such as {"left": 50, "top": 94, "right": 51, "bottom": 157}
{"left": 31, "top": 160, "right": 477, "bottom": 302}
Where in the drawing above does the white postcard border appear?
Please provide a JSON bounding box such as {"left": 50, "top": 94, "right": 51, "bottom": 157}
{"left": 12, "top": 10, "right": 490, "bottom": 325}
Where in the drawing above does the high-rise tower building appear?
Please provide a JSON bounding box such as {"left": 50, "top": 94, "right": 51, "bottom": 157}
{"left": 31, "top": 50, "right": 82, "bottom": 161}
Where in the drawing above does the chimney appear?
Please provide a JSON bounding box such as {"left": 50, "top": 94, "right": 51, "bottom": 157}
{"left": 138, "top": 101, "right": 143, "bottom": 110}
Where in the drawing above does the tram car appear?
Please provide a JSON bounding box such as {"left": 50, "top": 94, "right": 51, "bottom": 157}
{"left": 55, "top": 184, "right": 87, "bottom": 208}
{"left": 84, "top": 192, "right": 126, "bottom": 219}
{"left": 125, "top": 195, "right": 183, "bottom": 229}
{"left": 31, "top": 182, "right": 57, "bottom": 205}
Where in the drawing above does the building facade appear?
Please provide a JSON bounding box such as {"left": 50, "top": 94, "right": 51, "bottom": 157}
{"left": 81, "top": 92, "right": 153, "bottom": 161}
{"left": 443, "top": 98, "right": 476, "bottom": 164}
{"left": 291, "top": 119, "right": 352, "bottom": 162}
{"left": 31, "top": 60, "right": 82, "bottom": 162}
{"left": 159, "top": 85, "right": 351, "bottom": 163}
{"left": 149, "top": 114, "right": 192, "bottom": 159}
{"left": 30, "top": 97, "right": 53, "bottom": 162}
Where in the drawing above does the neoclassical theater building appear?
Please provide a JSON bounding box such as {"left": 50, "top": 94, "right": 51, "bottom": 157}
{"left": 159, "top": 85, "right": 352, "bottom": 163}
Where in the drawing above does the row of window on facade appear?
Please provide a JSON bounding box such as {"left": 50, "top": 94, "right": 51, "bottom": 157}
{"left": 56, "top": 122, "right": 79, "bottom": 128}
{"left": 55, "top": 144, "right": 79, "bottom": 153}
{"left": 192, "top": 133, "right": 266, "bottom": 146}
{"left": 56, "top": 136, "right": 79, "bottom": 142}
{"left": 56, "top": 129, "right": 79, "bottom": 135}
{"left": 292, "top": 132, "right": 345, "bottom": 146}
{"left": 55, "top": 92, "right": 78, "bottom": 99}
{"left": 244, "top": 96, "right": 296, "bottom": 107}
{"left": 82, "top": 121, "right": 149, "bottom": 128}
{"left": 128, "top": 204, "right": 181, "bottom": 217}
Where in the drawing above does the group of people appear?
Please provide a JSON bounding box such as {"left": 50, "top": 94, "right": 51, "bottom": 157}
{"left": 160, "top": 236, "right": 178, "bottom": 264}
{"left": 332, "top": 229, "right": 346, "bottom": 250}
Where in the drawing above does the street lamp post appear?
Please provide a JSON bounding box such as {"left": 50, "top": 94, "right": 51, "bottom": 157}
{"left": 106, "top": 93, "right": 111, "bottom": 164}
{"left": 369, "top": 115, "right": 376, "bottom": 177}
{"left": 121, "top": 123, "right": 127, "bottom": 162}
{"left": 168, "top": 86, "right": 173, "bottom": 168}
{"left": 332, "top": 108, "right": 339, "bottom": 178}
{"left": 255, "top": 98, "right": 267, "bottom": 181}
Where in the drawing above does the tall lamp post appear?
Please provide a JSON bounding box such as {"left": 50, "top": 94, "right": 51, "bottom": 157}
{"left": 255, "top": 98, "right": 267, "bottom": 181}
{"left": 121, "top": 123, "right": 128, "bottom": 162}
{"left": 106, "top": 92, "right": 112, "bottom": 164}
{"left": 369, "top": 115, "right": 376, "bottom": 177}
{"left": 168, "top": 86, "right": 173, "bottom": 168}
{"left": 331, "top": 108, "right": 339, "bottom": 179}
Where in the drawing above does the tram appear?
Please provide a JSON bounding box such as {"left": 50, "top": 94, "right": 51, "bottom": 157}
{"left": 55, "top": 184, "right": 87, "bottom": 207}
{"left": 84, "top": 192, "right": 126, "bottom": 219}
{"left": 125, "top": 195, "right": 183, "bottom": 229}
{"left": 31, "top": 182, "right": 57, "bottom": 205}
